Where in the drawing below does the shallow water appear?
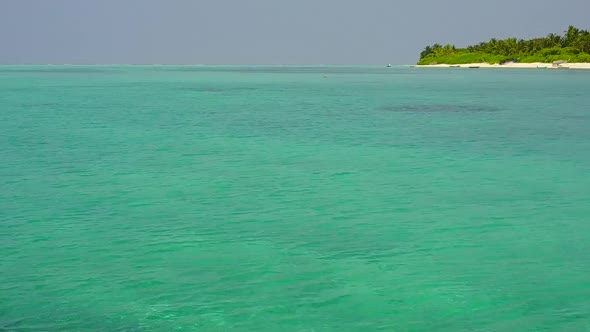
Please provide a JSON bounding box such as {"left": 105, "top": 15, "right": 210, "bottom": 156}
{"left": 1, "top": 65, "right": 590, "bottom": 331}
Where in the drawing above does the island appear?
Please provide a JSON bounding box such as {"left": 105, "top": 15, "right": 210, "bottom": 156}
{"left": 417, "top": 26, "right": 590, "bottom": 69}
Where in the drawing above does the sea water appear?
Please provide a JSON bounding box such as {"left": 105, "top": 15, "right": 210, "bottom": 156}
{"left": 1, "top": 65, "right": 590, "bottom": 331}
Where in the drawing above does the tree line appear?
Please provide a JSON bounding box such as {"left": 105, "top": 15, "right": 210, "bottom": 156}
{"left": 418, "top": 26, "right": 590, "bottom": 65}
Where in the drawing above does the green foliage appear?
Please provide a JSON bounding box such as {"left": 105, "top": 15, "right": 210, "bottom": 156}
{"left": 418, "top": 52, "right": 507, "bottom": 65}
{"left": 571, "top": 53, "right": 590, "bottom": 62}
{"left": 418, "top": 26, "right": 590, "bottom": 64}
{"left": 518, "top": 54, "right": 547, "bottom": 63}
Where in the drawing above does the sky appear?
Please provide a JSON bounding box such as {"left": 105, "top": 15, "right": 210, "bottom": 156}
{"left": 1, "top": 0, "right": 589, "bottom": 65}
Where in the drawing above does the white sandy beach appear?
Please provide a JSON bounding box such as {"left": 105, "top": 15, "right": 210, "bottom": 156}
{"left": 416, "top": 62, "right": 590, "bottom": 69}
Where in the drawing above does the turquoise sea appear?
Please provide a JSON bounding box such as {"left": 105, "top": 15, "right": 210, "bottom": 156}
{"left": 1, "top": 65, "right": 590, "bottom": 331}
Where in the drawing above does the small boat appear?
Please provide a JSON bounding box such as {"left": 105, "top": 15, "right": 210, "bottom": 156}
{"left": 468, "top": 66, "right": 480, "bottom": 69}
{"left": 449, "top": 65, "right": 461, "bottom": 68}
{"left": 386, "top": 64, "right": 392, "bottom": 68}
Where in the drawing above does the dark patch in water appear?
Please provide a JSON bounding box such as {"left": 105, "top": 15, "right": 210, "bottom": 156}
{"left": 331, "top": 171, "right": 355, "bottom": 177}
{"left": 380, "top": 104, "right": 498, "bottom": 113}
{"left": 177, "top": 86, "right": 259, "bottom": 93}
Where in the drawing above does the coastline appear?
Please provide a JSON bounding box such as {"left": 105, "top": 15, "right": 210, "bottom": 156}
{"left": 416, "top": 62, "right": 590, "bottom": 69}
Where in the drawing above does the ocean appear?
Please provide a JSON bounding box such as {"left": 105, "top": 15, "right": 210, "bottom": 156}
{"left": 1, "top": 65, "right": 590, "bottom": 331}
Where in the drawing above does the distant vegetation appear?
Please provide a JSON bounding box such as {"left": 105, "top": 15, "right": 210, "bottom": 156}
{"left": 418, "top": 26, "right": 590, "bottom": 65}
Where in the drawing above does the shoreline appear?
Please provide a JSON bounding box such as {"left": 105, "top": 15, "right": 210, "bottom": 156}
{"left": 416, "top": 62, "right": 590, "bottom": 70}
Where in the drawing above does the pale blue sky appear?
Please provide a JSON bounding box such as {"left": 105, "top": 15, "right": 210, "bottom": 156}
{"left": 1, "top": 0, "right": 589, "bottom": 64}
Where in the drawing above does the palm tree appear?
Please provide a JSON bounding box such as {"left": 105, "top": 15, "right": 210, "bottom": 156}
{"left": 531, "top": 40, "right": 541, "bottom": 54}
{"left": 517, "top": 39, "right": 530, "bottom": 54}
{"left": 420, "top": 46, "right": 434, "bottom": 59}
{"left": 486, "top": 38, "right": 499, "bottom": 54}
{"left": 546, "top": 33, "right": 563, "bottom": 47}
{"left": 441, "top": 44, "right": 456, "bottom": 55}
{"left": 503, "top": 38, "right": 518, "bottom": 56}
{"left": 564, "top": 26, "right": 580, "bottom": 47}
{"left": 572, "top": 30, "right": 590, "bottom": 53}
